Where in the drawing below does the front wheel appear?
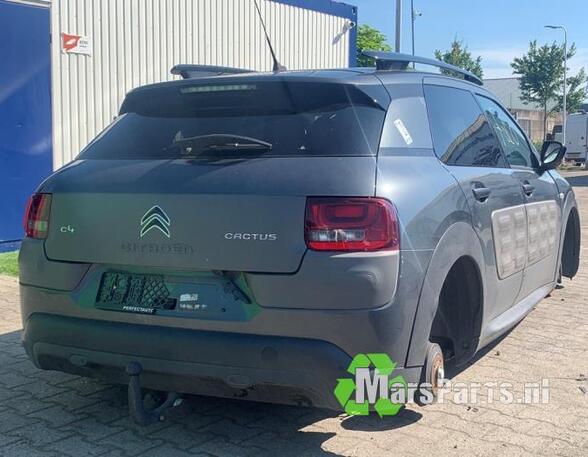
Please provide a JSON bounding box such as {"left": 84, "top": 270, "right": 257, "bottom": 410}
{"left": 415, "top": 342, "right": 445, "bottom": 406}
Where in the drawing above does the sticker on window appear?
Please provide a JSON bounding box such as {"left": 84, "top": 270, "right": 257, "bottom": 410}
{"left": 393, "top": 119, "right": 413, "bottom": 146}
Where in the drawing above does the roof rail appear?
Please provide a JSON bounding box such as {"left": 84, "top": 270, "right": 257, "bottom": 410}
{"left": 170, "top": 64, "right": 255, "bottom": 79}
{"left": 362, "top": 51, "right": 483, "bottom": 86}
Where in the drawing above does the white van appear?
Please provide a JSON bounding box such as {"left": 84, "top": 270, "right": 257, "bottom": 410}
{"left": 565, "top": 113, "right": 588, "bottom": 165}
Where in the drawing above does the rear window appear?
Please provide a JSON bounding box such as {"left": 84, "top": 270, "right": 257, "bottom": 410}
{"left": 79, "top": 81, "right": 388, "bottom": 160}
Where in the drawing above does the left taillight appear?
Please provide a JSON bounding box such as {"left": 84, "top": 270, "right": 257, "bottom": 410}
{"left": 305, "top": 197, "right": 399, "bottom": 252}
{"left": 24, "top": 193, "right": 52, "bottom": 239}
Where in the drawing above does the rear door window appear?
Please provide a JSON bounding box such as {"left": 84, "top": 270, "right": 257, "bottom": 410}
{"left": 79, "top": 81, "right": 388, "bottom": 160}
{"left": 424, "top": 85, "right": 507, "bottom": 168}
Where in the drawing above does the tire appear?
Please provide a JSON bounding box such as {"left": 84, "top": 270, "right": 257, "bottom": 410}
{"left": 415, "top": 342, "right": 445, "bottom": 406}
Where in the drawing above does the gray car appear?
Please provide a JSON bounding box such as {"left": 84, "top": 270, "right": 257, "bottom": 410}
{"left": 19, "top": 53, "right": 580, "bottom": 415}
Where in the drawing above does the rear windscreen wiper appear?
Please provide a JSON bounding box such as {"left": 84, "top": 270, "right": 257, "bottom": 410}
{"left": 167, "top": 134, "right": 272, "bottom": 156}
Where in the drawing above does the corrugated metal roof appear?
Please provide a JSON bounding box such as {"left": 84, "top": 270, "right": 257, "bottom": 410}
{"left": 483, "top": 77, "right": 557, "bottom": 112}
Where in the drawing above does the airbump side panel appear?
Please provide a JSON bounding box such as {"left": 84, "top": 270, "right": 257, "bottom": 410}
{"left": 492, "top": 205, "right": 527, "bottom": 279}
{"left": 526, "top": 200, "right": 559, "bottom": 266}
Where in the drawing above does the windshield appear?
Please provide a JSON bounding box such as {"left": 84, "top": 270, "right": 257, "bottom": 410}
{"left": 79, "top": 80, "right": 387, "bottom": 160}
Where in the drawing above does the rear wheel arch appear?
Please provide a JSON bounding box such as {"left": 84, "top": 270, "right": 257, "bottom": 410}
{"left": 405, "top": 221, "right": 486, "bottom": 368}
{"left": 429, "top": 255, "right": 483, "bottom": 365}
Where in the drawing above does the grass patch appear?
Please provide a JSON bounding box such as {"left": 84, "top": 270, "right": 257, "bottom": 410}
{"left": 0, "top": 251, "right": 18, "bottom": 277}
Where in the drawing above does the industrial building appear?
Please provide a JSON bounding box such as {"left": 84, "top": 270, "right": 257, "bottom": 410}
{"left": 0, "top": 0, "right": 357, "bottom": 249}
{"left": 484, "top": 77, "right": 562, "bottom": 143}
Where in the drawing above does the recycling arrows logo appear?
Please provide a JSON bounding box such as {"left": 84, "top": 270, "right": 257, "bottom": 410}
{"left": 140, "top": 206, "right": 171, "bottom": 238}
{"left": 334, "top": 353, "right": 408, "bottom": 417}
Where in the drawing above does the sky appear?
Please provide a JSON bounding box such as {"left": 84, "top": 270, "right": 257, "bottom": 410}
{"left": 351, "top": 0, "right": 588, "bottom": 79}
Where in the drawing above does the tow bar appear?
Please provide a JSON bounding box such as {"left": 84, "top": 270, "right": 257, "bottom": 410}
{"left": 126, "top": 361, "right": 182, "bottom": 426}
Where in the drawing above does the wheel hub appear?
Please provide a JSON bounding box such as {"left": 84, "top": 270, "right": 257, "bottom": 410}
{"left": 430, "top": 353, "right": 445, "bottom": 395}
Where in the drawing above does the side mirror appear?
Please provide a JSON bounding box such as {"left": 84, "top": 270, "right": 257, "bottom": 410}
{"left": 540, "top": 140, "right": 566, "bottom": 171}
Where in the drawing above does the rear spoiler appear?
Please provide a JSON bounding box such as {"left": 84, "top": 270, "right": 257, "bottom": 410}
{"left": 170, "top": 64, "right": 255, "bottom": 79}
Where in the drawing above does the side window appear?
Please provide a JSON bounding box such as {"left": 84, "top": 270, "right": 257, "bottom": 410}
{"left": 424, "top": 85, "right": 507, "bottom": 167}
{"left": 476, "top": 95, "right": 539, "bottom": 169}
{"left": 379, "top": 84, "right": 433, "bottom": 151}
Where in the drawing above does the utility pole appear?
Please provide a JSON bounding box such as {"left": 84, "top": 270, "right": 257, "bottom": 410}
{"left": 545, "top": 25, "right": 568, "bottom": 145}
{"left": 395, "top": 0, "right": 402, "bottom": 52}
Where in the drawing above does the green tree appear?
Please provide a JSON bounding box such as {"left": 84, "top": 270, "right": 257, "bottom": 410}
{"left": 356, "top": 24, "right": 391, "bottom": 67}
{"left": 511, "top": 40, "right": 587, "bottom": 140}
{"left": 434, "top": 39, "right": 483, "bottom": 79}
{"left": 553, "top": 68, "right": 587, "bottom": 114}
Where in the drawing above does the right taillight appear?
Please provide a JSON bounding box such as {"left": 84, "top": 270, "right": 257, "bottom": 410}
{"left": 305, "top": 197, "right": 399, "bottom": 252}
{"left": 24, "top": 193, "right": 52, "bottom": 239}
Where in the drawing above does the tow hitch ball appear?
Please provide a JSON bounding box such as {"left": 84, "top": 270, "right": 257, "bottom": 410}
{"left": 126, "top": 362, "right": 182, "bottom": 426}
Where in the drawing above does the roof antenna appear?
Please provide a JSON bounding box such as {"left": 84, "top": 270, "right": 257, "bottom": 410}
{"left": 254, "top": 0, "right": 287, "bottom": 72}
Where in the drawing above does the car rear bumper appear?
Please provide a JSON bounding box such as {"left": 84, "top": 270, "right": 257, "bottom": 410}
{"left": 23, "top": 313, "right": 421, "bottom": 410}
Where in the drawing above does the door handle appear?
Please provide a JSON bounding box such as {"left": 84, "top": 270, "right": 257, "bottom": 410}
{"left": 521, "top": 181, "right": 535, "bottom": 197}
{"left": 472, "top": 185, "right": 491, "bottom": 202}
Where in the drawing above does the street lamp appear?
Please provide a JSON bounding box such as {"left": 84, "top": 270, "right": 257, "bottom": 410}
{"left": 411, "top": 0, "right": 422, "bottom": 58}
{"left": 545, "top": 24, "right": 568, "bottom": 145}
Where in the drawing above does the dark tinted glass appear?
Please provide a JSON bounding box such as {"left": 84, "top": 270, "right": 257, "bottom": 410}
{"left": 79, "top": 81, "right": 387, "bottom": 160}
{"left": 476, "top": 95, "right": 539, "bottom": 168}
{"left": 424, "top": 85, "right": 507, "bottom": 168}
